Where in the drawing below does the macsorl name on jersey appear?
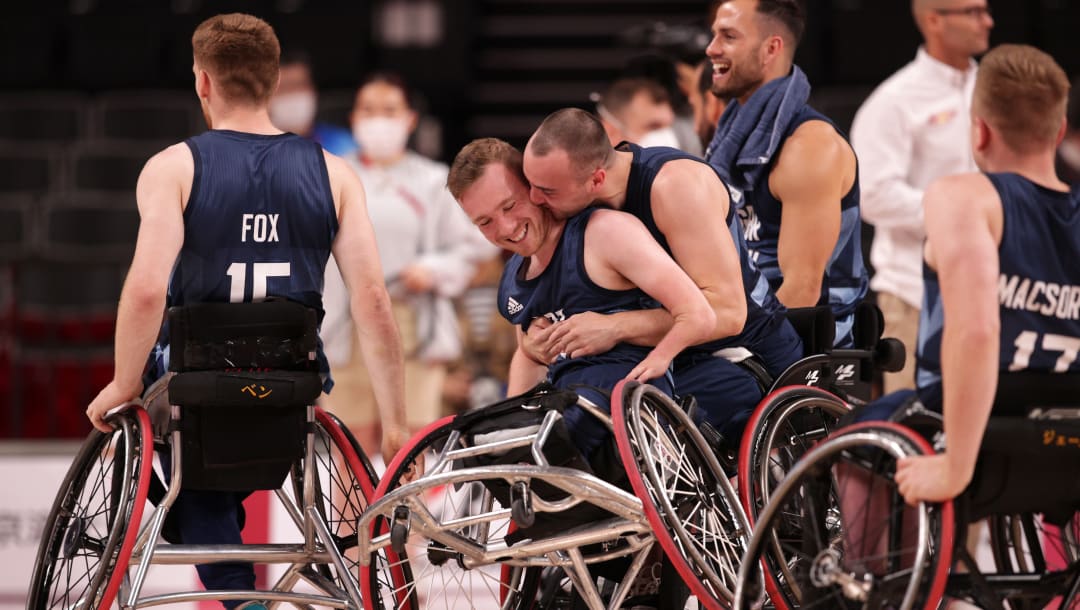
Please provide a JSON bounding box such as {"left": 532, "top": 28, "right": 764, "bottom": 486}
{"left": 999, "top": 274, "right": 1080, "bottom": 321}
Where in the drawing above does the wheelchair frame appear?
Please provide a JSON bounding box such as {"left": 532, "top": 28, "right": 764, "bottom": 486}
{"left": 357, "top": 397, "right": 659, "bottom": 610}
{"left": 29, "top": 404, "right": 381, "bottom": 610}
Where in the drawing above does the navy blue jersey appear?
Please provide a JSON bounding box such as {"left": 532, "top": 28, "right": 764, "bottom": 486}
{"left": 618, "top": 142, "right": 797, "bottom": 364}
{"left": 497, "top": 206, "right": 657, "bottom": 371}
{"left": 916, "top": 172, "right": 1080, "bottom": 409}
{"left": 713, "top": 107, "right": 868, "bottom": 346}
{"left": 144, "top": 130, "right": 338, "bottom": 390}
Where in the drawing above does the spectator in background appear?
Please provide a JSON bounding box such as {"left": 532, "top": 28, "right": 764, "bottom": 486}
{"left": 269, "top": 50, "right": 357, "bottom": 156}
{"left": 594, "top": 77, "right": 678, "bottom": 148}
{"left": 851, "top": 0, "right": 992, "bottom": 392}
{"left": 1055, "top": 76, "right": 1080, "bottom": 185}
{"left": 622, "top": 53, "right": 704, "bottom": 155}
{"left": 687, "top": 58, "right": 726, "bottom": 149}
{"left": 320, "top": 73, "right": 497, "bottom": 456}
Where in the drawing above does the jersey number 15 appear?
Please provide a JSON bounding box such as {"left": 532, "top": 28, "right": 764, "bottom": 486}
{"left": 226, "top": 262, "right": 291, "bottom": 302}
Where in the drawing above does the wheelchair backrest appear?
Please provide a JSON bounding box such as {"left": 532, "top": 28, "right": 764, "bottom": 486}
{"left": 964, "top": 371, "right": 1080, "bottom": 524}
{"left": 165, "top": 300, "right": 323, "bottom": 492}
{"left": 785, "top": 306, "right": 835, "bottom": 356}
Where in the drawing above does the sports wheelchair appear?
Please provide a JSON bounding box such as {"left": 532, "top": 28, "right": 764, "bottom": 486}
{"left": 354, "top": 378, "right": 755, "bottom": 610}
{"left": 679, "top": 303, "right": 904, "bottom": 534}
{"left": 733, "top": 371, "right": 1080, "bottom": 610}
{"left": 28, "top": 301, "right": 382, "bottom": 609}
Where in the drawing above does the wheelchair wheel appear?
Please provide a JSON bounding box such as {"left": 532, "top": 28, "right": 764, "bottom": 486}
{"left": 612, "top": 380, "right": 750, "bottom": 610}
{"left": 282, "top": 407, "right": 381, "bottom": 593}
{"left": 739, "top": 386, "right": 850, "bottom": 522}
{"left": 986, "top": 512, "right": 1080, "bottom": 610}
{"left": 733, "top": 421, "right": 954, "bottom": 610}
{"left": 359, "top": 416, "right": 540, "bottom": 610}
{"left": 28, "top": 408, "right": 153, "bottom": 610}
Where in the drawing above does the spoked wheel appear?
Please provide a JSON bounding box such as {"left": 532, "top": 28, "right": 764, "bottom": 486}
{"left": 359, "top": 417, "right": 540, "bottom": 610}
{"left": 282, "top": 407, "right": 381, "bottom": 596}
{"left": 739, "top": 385, "right": 851, "bottom": 524}
{"left": 28, "top": 408, "right": 153, "bottom": 610}
{"left": 733, "top": 422, "right": 954, "bottom": 610}
{"left": 613, "top": 380, "right": 751, "bottom": 610}
{"left": 987, "top": 511, "right": 1080, "bottom": 610}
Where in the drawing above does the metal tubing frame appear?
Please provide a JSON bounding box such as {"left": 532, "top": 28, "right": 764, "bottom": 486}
{"left": 120, "top": 404, "right": 362, "bottom": 609}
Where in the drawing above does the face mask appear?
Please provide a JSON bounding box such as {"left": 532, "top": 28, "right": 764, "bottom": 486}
{"left": 269, "top": 91, "right": 317, "bottom": 133}
{"left": 638, "top": 126, "right": 681, "bottom": 149}
{"left": 353, "top": 116, "right": 411, "bottom": 161}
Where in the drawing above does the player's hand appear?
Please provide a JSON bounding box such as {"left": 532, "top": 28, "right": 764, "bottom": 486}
{"left": 86, "top": 381, "right": 142, "bottom": 433}
{"left": 382, "top": 424, "right": 423, "bottom": 484}
{"left": 894, "top": 453, "right": 970, "bottom": 505}
{"left": 625, "top": 353, "right": 671, "bottom": 384}
{"left": 539, "top": 312, "right": 620, "bottom": 359}
{"left": 521, "top": 316, "right": 559, "bottom": 364}
{"left": 399, "top": 264, "right": 435, "bottom": 294}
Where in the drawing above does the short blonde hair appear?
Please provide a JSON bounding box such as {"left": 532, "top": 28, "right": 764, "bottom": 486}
{"left": 974, "top": 44, "right": 1069, "bottom": 154}
{"left": 447, "top": 138, "right": 524, "bottom": 200}
{"left": 192, "top": 13, "right": 280, "bottom": 105}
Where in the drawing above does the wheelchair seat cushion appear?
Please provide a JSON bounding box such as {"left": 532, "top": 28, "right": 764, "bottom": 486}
{"left": 456, "top": 383, "right": 625, "bottom": 544}
{"left": 963, "top": 416, "right": 1080, "bottom": 525}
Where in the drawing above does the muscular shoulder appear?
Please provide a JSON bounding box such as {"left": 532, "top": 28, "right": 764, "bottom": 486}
{"left": 651, "top": 158, "right": 729, "bottom": 212}
{"left": 138, "top": 142, "right": 194, "bottom": 209}
{"left": 142, "top": 142, "right": 193, "bottom": 179}
{"left": 772, "top": 120, "right": 855, "bottom": 190}
{"left": 586, "top": 206, "right": 648, "bottom": 239}
{"left": 322, "top": 150, "right": 363, "bottom": 216}
{"left": 924, "top": 173, "right": 1002, "bottom": 246}
{"left": 925, "top": 173, "right": 998, "bottom": 213}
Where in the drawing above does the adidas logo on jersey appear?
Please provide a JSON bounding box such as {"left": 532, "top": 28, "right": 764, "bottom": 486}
{"left": 507, "top": 297, "right": 523, "bottom": 315}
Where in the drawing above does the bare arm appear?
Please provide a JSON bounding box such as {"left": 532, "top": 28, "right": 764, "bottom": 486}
{"left": 769, "top": 121, "right": 852, "bottom": 308}
{"left": 533, "top": 308, "right": 674, "bottom": 362}
{"left": 326, "top": 152, "right": 409, "bottom": 462}
{"left": 895, "top": 173, "right": 1002, "bottom": 503}
{"left": 86, "top": 144, "right": 189, "bottom": 432}
{"left": 508, "top": 330, "right": 549, "bottom": 395}
{"left": 850, "top": 98, "right": 926, "bottom": 233}
{"left": 584, "top": 209, "right": 716, "bottom": 381}
{"left": 652, "top": 159, "right": 746, "bottom": 340}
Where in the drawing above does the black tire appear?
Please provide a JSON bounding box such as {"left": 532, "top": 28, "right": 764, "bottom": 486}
{"left": 739, "top": 386, "right": 850, "bottom": 525}
{"left": 28, "top": 409, "right": 153, "bottom": 610}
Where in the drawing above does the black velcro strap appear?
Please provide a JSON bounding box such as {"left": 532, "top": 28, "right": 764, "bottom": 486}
{"left": 993, "top": 371, "right": 1080, "bottom": 415}
{"left": 168, "top": 370, "right": 322, "bottom": 408}
{"left": 168, "top": 300, "right": 319, "bottom": 372}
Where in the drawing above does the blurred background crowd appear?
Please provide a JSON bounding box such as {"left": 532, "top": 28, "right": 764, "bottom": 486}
{"left": 2, "top": 0, "right": 1079, "bottom": 443}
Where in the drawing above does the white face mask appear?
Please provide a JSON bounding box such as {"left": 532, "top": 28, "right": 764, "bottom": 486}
{"left": 353, "top": 116, "right": 411, "bottom": 161}
{"left": 638, "top": 126, "right": 681, "bottom": 149}
{"left": 269, "top": 91, "right": 317, "bottom": 133}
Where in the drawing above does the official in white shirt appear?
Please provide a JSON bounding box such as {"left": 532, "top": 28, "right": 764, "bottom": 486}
{"left": 851, "top": 0, "right": 993, "bottom": 393}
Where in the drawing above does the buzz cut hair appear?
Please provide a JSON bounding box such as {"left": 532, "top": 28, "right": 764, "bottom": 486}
{"left": 529, "top": 108, "right": 613, "bottom": 177}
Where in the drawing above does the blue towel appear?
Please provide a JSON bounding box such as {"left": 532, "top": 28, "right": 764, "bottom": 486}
{"left": 705, "top": 66, "right": 812, "bottom": 195}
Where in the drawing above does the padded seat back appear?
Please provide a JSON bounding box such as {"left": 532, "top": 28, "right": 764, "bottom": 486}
{"left": 785, "top": 306, "right": 835, "bottom": 356}
{"left": 964, "top": 372, "right": 1080, "bottom": 524}
{"left": 166, "top": 300, "right": 322, "bottom": 491}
